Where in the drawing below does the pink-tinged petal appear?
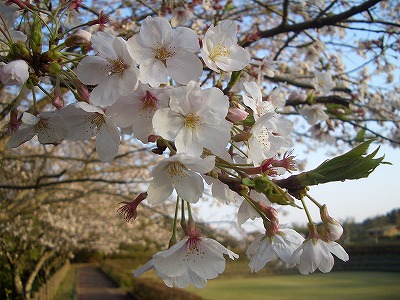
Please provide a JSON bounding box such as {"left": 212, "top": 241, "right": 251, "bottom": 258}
{"left": 91, "top": 31, "right": 117, "bottom": 59}
{"left": 166, "top": 51, "right": 203, "bottom": 85}
{"left": 119, "top": 66, "right": 140, "bottom": 96}
{"left": 139, "top": 58, "right": 169, "bottom": 87}
{"left": 146, "top": 175, "right": 174, "bottom": 204}
{"left": 89, "top": 75, "right": 122, "bottom": 107}
{"left": 140, "top": 16, "right": 173, "bottom": 47}
{"left": 7, "top": 125, "right": 36, "bottom": 148}
{"left": 216, "top": 45, "right": 250, "bottom": 72}
{"left": 173, "top": 171, "right": 203, "bottom": 203}
{"left": 152, "top": 108, "right": 183, "bottom": 140}
{"left": 170, "top": 84, "right": 195, "bottom": 115}
{"left": 197, "top": 87, "right": 229, "bottom": 119}
{"left": 113, "top": 37, "right": 133, "bottom": 65}
{"left": 171, "top": 27, "right": 200, "bottom": 52}
{"left": 95, "top": 119, "right": 120, "bottom": 162}
{"left": 76, "top": 56, "right": 109, "bottom": 85}
{"left": 126, "top": 35, "right": 154, "bottom": 63}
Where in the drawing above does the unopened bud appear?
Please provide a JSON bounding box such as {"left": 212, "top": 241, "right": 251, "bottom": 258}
{"left": 320, "top": 205, "right": 343, "bottom": 241}
{"left": 226, "top": 107, "right": 249, "bottom": 123}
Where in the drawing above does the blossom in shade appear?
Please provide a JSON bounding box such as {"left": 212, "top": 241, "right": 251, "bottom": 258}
{"left": 314, "top": 71, "right": 335, "bottom": 94}
{"left": 320, "top": 205, "right": 343, "bottom": 241}
{"left": 58, "top": 102, "right": 120, "bottom": 162}
{"left": 201, "top": 20, "right": 250, "bottom": 72}
{"left": 7, "top": 111, "right": 66, "bottom": 148}
{"left": 237, "top": 190, "right": 271, "bottom": 227}
{"left": 247, "top": 226, "right": 304, "bottom": 272}
{"left": 0, "top": 60, "right": 29, "bottom": 86}
{"left": 76, "top": 31, "right": 139, "bottom": 107}
{"left": 127, "top": 16, "right": 202, "bottom": 87}
{"left": 291, "top": 223, "right": 349, "bottom": 275}
{"left": 106, "top": 83, "right": 170, "bottom": 143}
{"left": 298, "top": 104, "right": 329, "bottom": 125}
{"left": 146, "top": 153, "right": 215, "bottom": 204}
{"left": 152, "top": 81, "right": 232, "bottom": 157}
{"left": 134, "top": 230, "right": 238, "bottom": 288}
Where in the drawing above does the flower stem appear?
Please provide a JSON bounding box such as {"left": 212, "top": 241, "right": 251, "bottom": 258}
{"left": 306, "top": 193, "right": 323, "bottom": 209}
{"left": 301, "top": 197, "right": 314, "bottom": 224}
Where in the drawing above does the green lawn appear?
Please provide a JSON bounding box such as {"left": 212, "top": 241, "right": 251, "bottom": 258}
{"left": 186, "top": 272, "right": 400, "bottom": 300}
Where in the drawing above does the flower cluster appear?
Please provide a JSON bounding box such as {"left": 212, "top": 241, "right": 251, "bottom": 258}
{"left": 2, "top": 4, "right": 359, "bottom": 289}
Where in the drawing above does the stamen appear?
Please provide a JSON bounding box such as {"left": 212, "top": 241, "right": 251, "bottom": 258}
{"left": 139, "top": 91, "right": 158, "bottom": 113}
{"left": 184, "top": 112, "right": 203, "bottom": 130}
{"left": 209, "top": 43, "right": 231, "bottom": 61}
{"left": 154, "top": 46, "right": 174, "bottom": 65}
{"left": 109, "top": 59, "right": 127, "bottom": 75}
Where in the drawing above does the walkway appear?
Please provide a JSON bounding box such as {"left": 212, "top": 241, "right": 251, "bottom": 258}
{"left": 77, "top": 266, "right": 132, "bottom": 300}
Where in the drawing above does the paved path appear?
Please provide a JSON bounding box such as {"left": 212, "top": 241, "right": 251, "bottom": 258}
{"left": 77, "top": 266, "right": 132, "bottom": 300}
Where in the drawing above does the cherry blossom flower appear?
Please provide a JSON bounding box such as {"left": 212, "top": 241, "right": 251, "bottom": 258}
{"left": 7, "top": 111, "right": 66, "bottom": 148}
{"left": 242, "top": 81, "right": 274, "bottom": 120}
{"left": 146, "top": 153, "right": 215, "bottom": 204}
{"left": 247, "top": 112, "right": 293, "bottom": 166}
{"left": 203, "top": 175, "right": 242, "bottom": 205}
{"left": 0, "top": 2, "right": 27, "bottom": 46}
{"left": 314, "top": 71, "right": 335, "bottom": 94}
{"left": 201, "top": 20, "right": 250, "bottom": 72}
{"left": 76, "top": 31, "right": 139, "bottom": 107}
{"left": 106, "top": 83, "right": 171, "bottom": 143}
{"left": 127, "top": 16, "right": 202, "bottom": 87}
{"left": 59, "top": 102, "right": 120, "bottom": 162}
{"left": 247, "top": 227, "right": 304, "bottom": 272}
{"left": 171, "top": 6, "right": 194, "bottom": 27}
{"left": 291, "top": 223, "right": 349, "bottom": 275}
{"left": 237, "top": 190, "right": 271, "bottom": 227}
{"left": 152, "top": 81, "right": 232, "bottom": 157}
{"left": 0, "top": 60, "right": 29, "bottom": 85}
{"left": 134, "top": 230, "right": 238, "bottom": 288}
{"left": 298, "top": 104, "right": 329, "bottom": 125}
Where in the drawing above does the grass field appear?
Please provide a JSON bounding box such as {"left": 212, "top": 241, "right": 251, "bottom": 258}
{"left": 186, "top": 272, "right": 400, "bottom": 300}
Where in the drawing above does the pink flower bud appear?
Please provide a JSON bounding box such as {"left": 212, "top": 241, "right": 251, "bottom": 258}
{"left": 226, "top": 107, "right": 249, "bottom": 123}
{"left": 320, "top": 205, "right": 343, "bottom": 241}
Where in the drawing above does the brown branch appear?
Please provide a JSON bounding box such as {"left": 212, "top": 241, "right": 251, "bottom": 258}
{"left": 243, "top": 0, "right": 382, "bottom": 47}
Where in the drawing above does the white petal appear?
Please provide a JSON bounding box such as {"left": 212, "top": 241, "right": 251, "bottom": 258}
{"left": 171, "top": 27, "right": 200, "bottom": 53}
{"left": 7, "top": 125, "right": 36, "bottom": 148}
{"left": 152, "top": 108, "right": 183, "bottom": 140}
{"left": 76, "top": 56, "right": 109, "bottom": 85}
{"left": 139, "top": 58, "right": 169, "bottom": 87}
{"left": 167, "top": 51, "right": 203, "bottom": 85}
{"left": 95, "top": 119, "right": 120, "bottom": 162}
{"left": 89, "top": 75, "right": 122, "bottom": 107}
{"left": 146, "top": 174, "right": 174, "bottom": 204}
{"left": 173, "top": 171, "right": 204, "bottom": 203}
{"left": 91, "top": 31, "right": 117, "bottom": 59}
{"left": 139, "top": 16, "right": 173, "bottom": 47}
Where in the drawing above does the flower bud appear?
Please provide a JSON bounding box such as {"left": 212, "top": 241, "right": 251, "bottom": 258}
{"left": 65, "top": 30, "right": 92, "bottom": 47}
{"left": 29, "top": 15, "right": 43, "bottom": 54}
{"left": 320, "top": 205, "right": 343, "bottom": 241}
{"left": 226, "top": 107, "right": 249, "bottom": 123}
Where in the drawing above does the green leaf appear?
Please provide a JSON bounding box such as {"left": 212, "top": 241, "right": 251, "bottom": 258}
{"left": 297, "top": 140, "right": 388, "bottom": 186}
